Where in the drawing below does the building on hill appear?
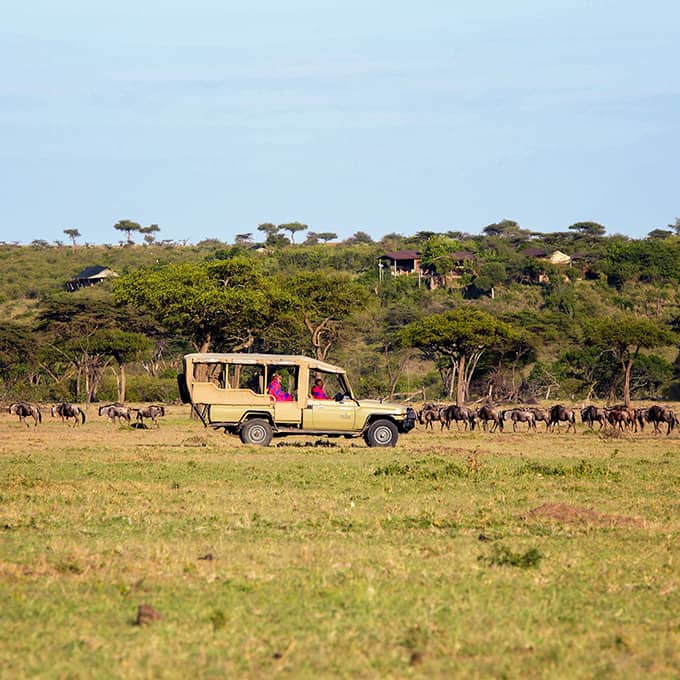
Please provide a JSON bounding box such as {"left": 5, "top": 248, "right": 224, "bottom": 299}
{"left": 65, "top": 266, "right": 119, "bottom": 291}
{"left": 378, "top": 250, "right": 422, "bottom": 276}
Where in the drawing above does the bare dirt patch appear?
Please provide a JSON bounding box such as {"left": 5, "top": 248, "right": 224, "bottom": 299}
{"left": 524, "top": 503, "right": 645, "bottom": 528}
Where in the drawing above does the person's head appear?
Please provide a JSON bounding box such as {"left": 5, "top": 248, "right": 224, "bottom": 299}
{"left": 314, "top": 378, "right": 323, "bottom": 387}
{"left": 272, "top": 372, "right": 281, "bottom": 382}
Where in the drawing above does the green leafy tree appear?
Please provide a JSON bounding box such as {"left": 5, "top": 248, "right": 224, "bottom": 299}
{"left": 89, "top": 329, "right": 152, "bottom": 401}
{"left": 257, "top": 223, "right": 279, "bottom": 240}
{"left": 286, "top": 271, "right": 372, "bottom": 360}
{"left": 0, "top": 322, "right": 38, "bottom": 397}
{"left": 586, "top": 314, "right": 676, "bottom": 407}
{"left": 279, "top": 221, "right": 308, "bottom": 244}
{"left": 115, "top": 258, "right": 292, "bottom": 354}
{"left": 399, "top": 308, "right": 519, "bottom": 404}
{"left": 114, "top": 219, "right": 141, "bottom": 244}
{"left": 420, "top": 235, "right": 461, "bottom": 275}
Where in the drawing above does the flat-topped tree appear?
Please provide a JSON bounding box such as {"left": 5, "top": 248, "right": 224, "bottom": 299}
{"left": 257, "top": 223, "right": 279, "bottom": 239}
{"left": 568, "top": 221, "right": 606, "bottom": 238}
{"left": 63, "top": 228, "right": 81, "bottom": 247}
{"left": 139, "top": 224, "right": 160, "bottom": 245}
{"left": 317, "top": 232, "right": 337, "bottom": 243}
{"left": 279, "top": 221, "right": 308, "bottom": 244}
{"left": 114, "top": 219, "right": 141, "bottom": 244}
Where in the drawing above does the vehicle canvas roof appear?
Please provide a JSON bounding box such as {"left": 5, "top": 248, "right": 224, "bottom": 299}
{"left": 184, "top": 353, "right": 345, "bottom": 374}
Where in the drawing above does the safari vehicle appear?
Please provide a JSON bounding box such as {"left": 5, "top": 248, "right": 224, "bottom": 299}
{"left": 177, "top": 353, "right": 416, "bottom": 447}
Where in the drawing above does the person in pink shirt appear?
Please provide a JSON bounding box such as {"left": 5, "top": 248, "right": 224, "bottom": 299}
{"left": 267, "top": 373, "right": 293, "bottom": 401}
{"left": 311, "top": 378, "right": 329, "bottom": 400}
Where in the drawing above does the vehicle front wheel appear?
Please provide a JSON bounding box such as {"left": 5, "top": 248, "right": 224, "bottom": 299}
{"left": 239, "top": 418, "right": 273, "bottom": 446}
{"left": 364, "top": 419, "right": 399, "bottom": 447}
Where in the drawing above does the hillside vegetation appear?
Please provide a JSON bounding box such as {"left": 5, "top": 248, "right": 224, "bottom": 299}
{"left": 1, "top": 224, "right": 679, "bottom": 405}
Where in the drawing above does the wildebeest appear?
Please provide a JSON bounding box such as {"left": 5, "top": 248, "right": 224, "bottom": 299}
{"left": 51, "top": 402, "right": 86, "bottom": 426}
{"left": 605, "top": 405, "right": 634, "bottom": 432}
{"left": 476, "top": 405, "right": 503, "bottom": 433}
{"left": 98, "top": 403, "right": 131, "bottom": 424}
{"left": 9, "top": 402, "right": 42, "bottom": 427}
{"left": 633, "top": 408, "right": 647, "bottom": 433}
{"left": 528, "top": 407, "right": 550, "bottom": 431}
{"left": 548, "top": 404, "right": 576, "bottom": 433}
{"left": 645, "top": 405, "right": 677, "bottom": 435}
{"left": 417, "top": 403, "right": 441, "bottom": 431}
{"left": 580, "top": 405, "right": 607, "bottom": 430}
{"left": 502, "top": 408, "right": 536, "bottom": 432}
{"left": 444, "top": 405, "right": 477, "bottom": 431}
{"left": 134, "top": 404, "right": 165, "bottom": 428}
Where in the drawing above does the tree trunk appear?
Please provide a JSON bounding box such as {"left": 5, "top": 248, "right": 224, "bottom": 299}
{"left": 623, "top": 358, "right": 632, "bottom": 408}
{"left": 119, "top": 363, "right": 127, "bottom": 402}
{"left": 198, "top": 333, "right": 212, "bottom": 353}
{"left": 456, "top": 354, "right": 466, "bottom": 406}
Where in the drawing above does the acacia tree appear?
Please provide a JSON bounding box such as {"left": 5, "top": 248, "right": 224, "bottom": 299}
{"left": 63, "top": 228, "right": 81, "bottom": 247}
{"left": 399, "top": 308, "right": 519, "bottom": 404}
{"left": 139, "top": 224, "right": 161, "bottom": 245}
{"left": 279, "top": 221, "right": 308, "bottom": 244}
{"left": 114, "top": 219, "right": 141, "bottom": 244}
{"left": 586, "top": 315, "right": 676, "bottom": 407}
{"left": 286, "top": 271, "right": 371, "bottom": 360}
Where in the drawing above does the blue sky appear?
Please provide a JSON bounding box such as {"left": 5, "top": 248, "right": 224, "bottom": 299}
{"left": 2, "top": 1, "right": 679, "bottom": 244}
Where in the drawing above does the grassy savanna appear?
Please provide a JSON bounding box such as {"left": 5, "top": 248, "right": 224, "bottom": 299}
{"left": 1, "top": 406, "right": 678, "bottom": 678}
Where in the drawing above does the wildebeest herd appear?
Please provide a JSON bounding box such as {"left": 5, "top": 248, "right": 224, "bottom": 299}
{"left": 6, "top": 402, "right": 166, "bottom": 428}
{"left": 417, "top": 402, "right": 678, "bottom": 435}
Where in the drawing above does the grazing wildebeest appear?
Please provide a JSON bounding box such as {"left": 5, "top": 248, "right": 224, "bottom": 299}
{"left": 645, "top": 405, "right": 677, "bottom": 435}
{"left": 502, "top": 408, "right": 536, "bottom": 432}
{"left": 51, "top": 402, "right": 86, "bottom": 426}
{"left": 528, "top": 407, "right": 550, "bottom": 431}
{"left": 444, "top": 405, "right": 476, "bottom": 431}
{"left": 548, "top": 404, "right": 576, "bottom": 433}
{"left": 98, "top": 403, "right": 131, "bottom": 424}
{"left": 135, "top": 404, "right": 165, "bottom": 428}
{"left": 633, "top": 408, "right": 646, "bottom": 433}
{"left": 9, "top": 402, "right": 42, "bottom": 427}
{"left": 417, "top": 404, "right": 441, "bottom": 431}
{"left": 580, "top": 405, "right": 607, "bottom": 430}
{"left": 476, "top": 405, "right": 504, "bottom": 433}
{"left": 605, "top": 406, "right": 634, "bottom": 432}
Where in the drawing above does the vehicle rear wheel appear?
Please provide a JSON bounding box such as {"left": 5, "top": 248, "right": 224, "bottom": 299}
{"left": 239, "top": 418, "right": 273, "bottom": 446}
{"left": 364, "top": 419, "right": 398, "bottom": 447}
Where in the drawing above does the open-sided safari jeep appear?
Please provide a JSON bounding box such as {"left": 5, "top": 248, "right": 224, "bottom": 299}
{"left": 178, "top": 353, "right": 416, "bottom": 447}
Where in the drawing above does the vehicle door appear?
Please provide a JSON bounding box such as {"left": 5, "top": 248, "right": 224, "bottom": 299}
{"left": 306, "top": 371, "right": 357, "bottom": 431}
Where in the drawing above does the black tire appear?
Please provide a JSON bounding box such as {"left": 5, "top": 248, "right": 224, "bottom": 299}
{"left": 364, "top": 419, "right": 399, "bottom": 447}
{"left": 239, "top": 418, "right": 273, "bottom": 446}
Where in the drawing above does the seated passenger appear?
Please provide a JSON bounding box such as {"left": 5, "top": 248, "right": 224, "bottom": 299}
{"left": 267, "top": 373, "right": 293, "bottom": 401}
{"left": 311, "top": 378, "right": 329, "bottom": 400}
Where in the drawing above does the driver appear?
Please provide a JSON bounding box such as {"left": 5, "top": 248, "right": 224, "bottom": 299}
{"left": 311, "top": 378, "right": 329, "bottom": 400}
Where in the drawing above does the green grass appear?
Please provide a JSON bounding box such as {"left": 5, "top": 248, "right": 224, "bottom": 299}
{"left": 0, "top": 409, "right": 679, "bottom": 678}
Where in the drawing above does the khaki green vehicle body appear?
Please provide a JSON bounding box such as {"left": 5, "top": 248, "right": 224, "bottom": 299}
{"left": 178, "top": 353, "right": 416, "bottom": 446}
